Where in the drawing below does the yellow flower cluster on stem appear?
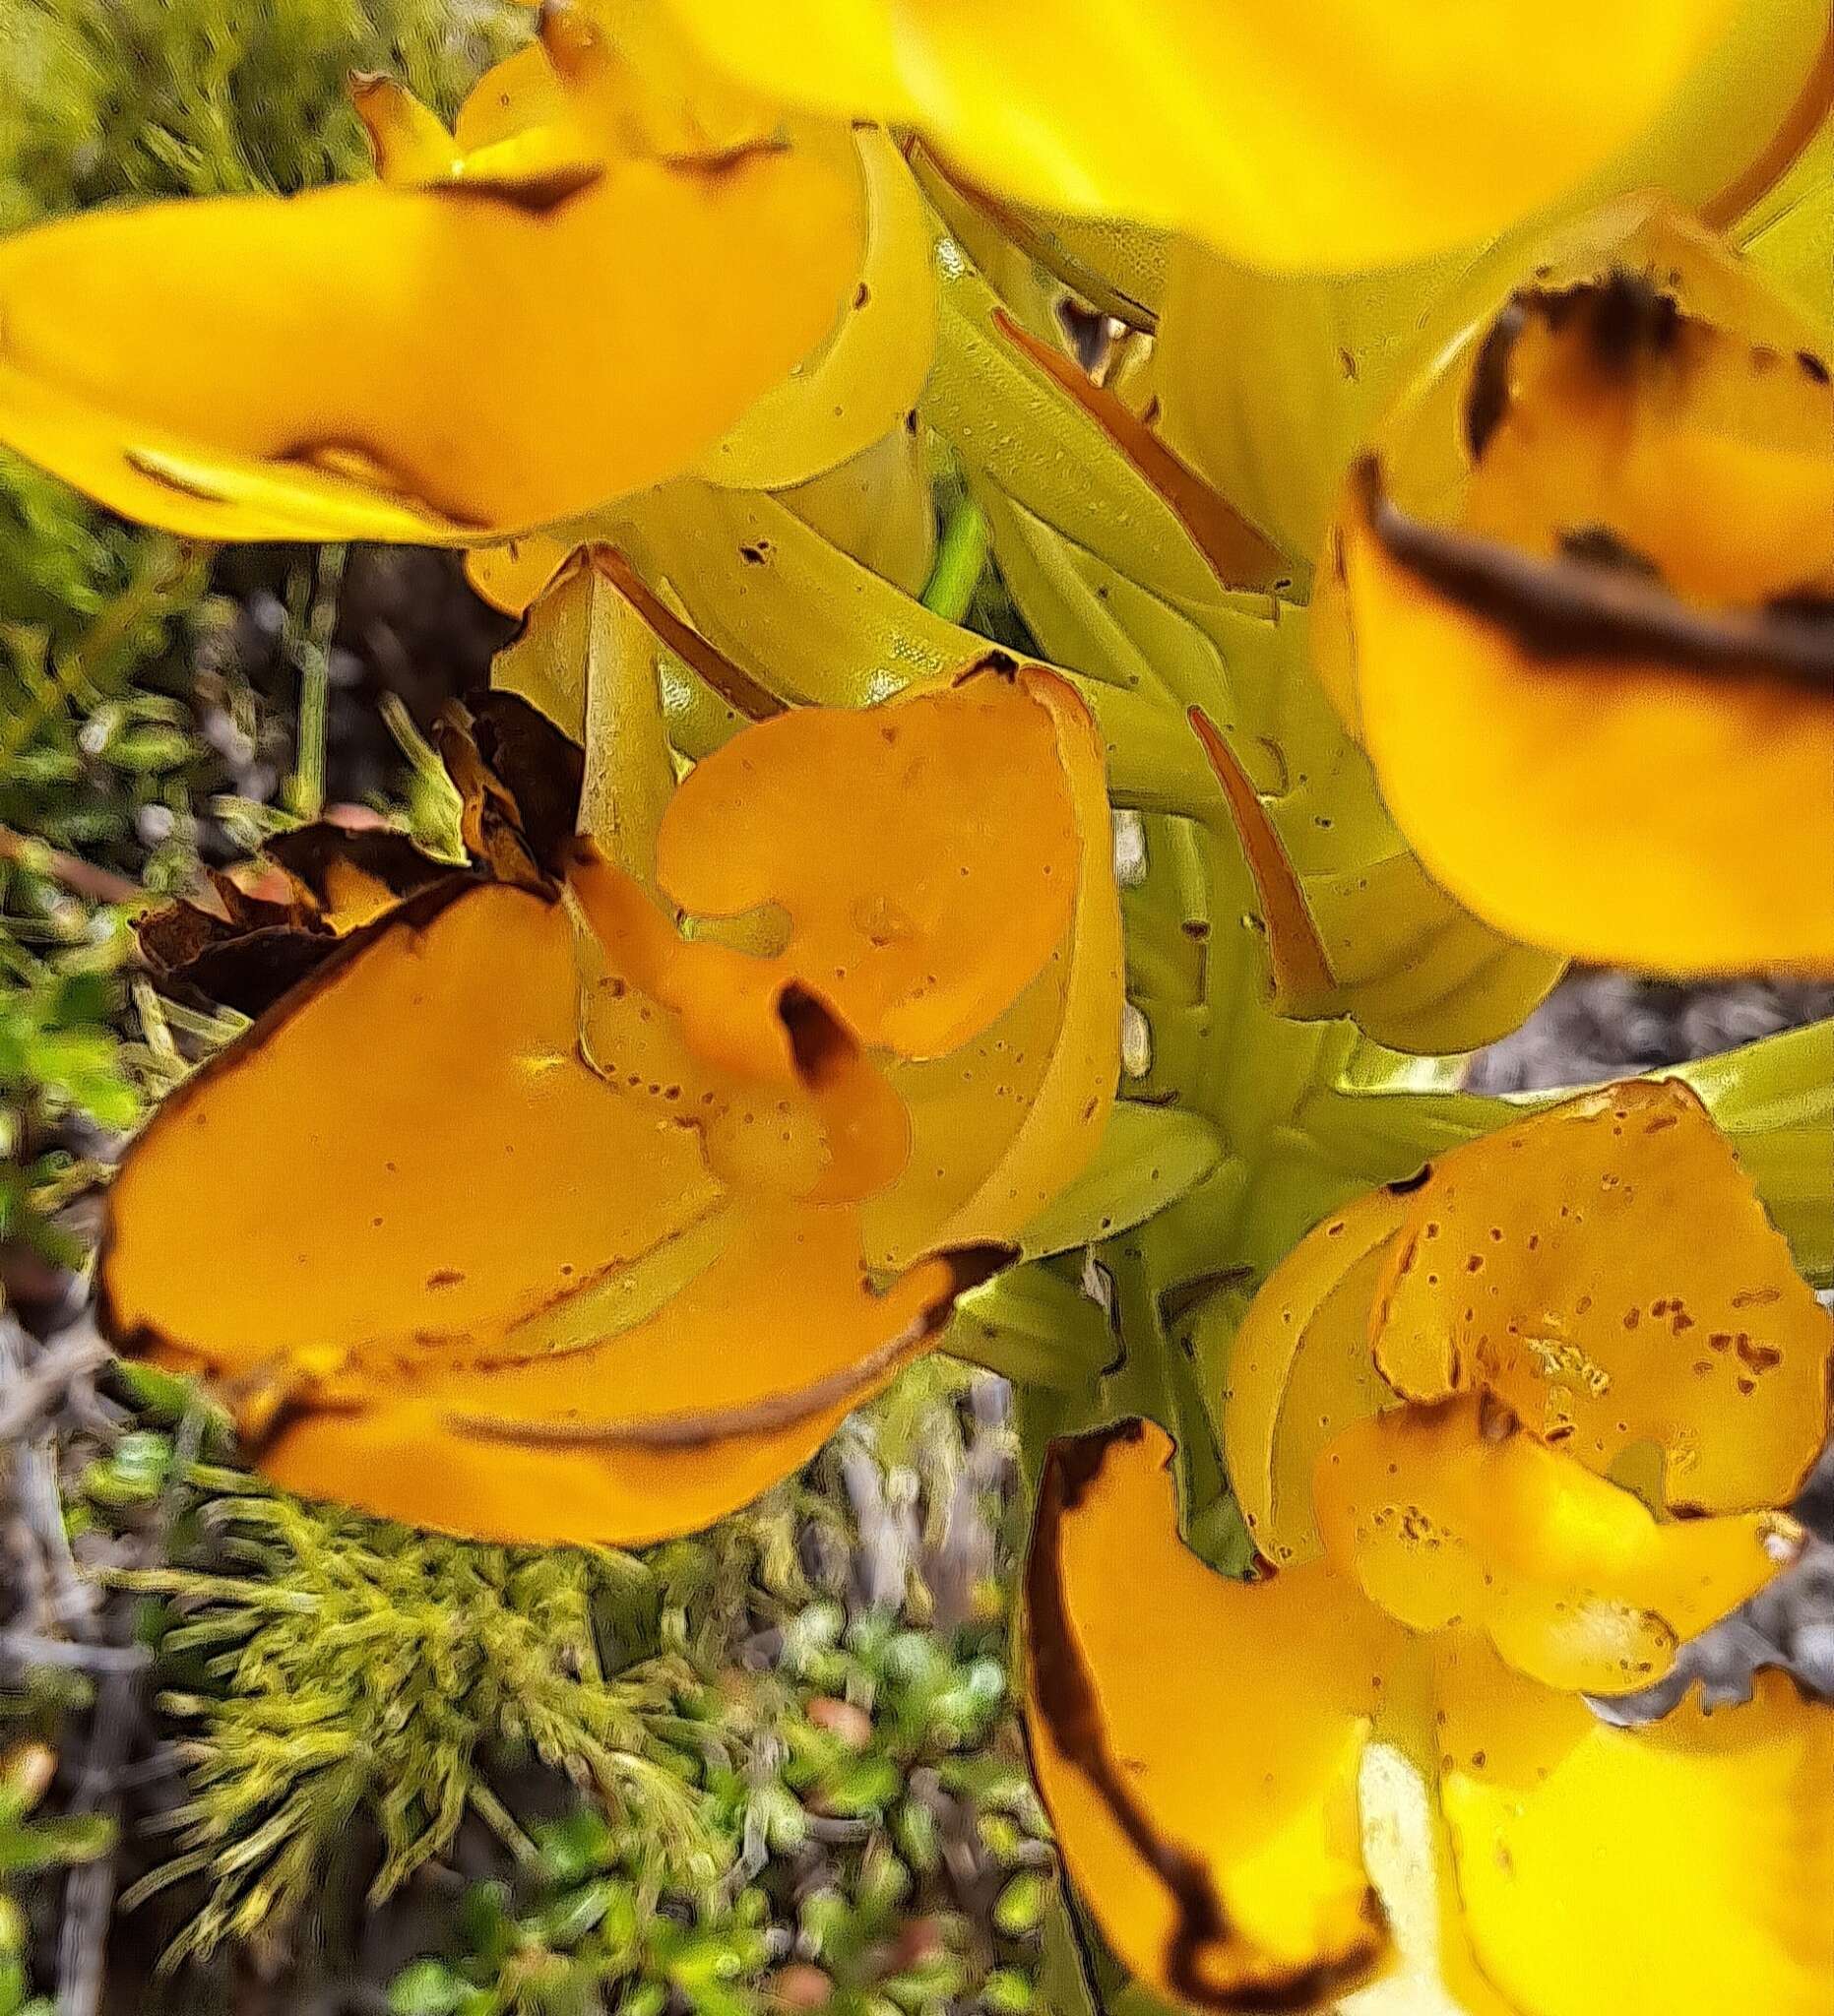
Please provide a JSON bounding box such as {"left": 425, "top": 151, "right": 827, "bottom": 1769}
{"left": 0, "top": 3, "right": 1828, "bottom": 2011}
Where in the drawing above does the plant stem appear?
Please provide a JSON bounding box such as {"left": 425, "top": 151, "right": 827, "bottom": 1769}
{"left": 920, "top": 495, "right": 988, "bottom": 623}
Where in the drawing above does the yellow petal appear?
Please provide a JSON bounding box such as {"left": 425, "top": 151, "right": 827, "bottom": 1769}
{"left": 1146, "top": 5, "right": 1831, "bottom": 568}
{"left": 693, "top": 126, "right": 937, "bottom": 493}
{"left": 862, "top": 666, "right": 1123, "bottom": 1262}
{"left": 1221, "top": 1184, "right": 1409, "bottom": 1569}
{"left": 256, "top": 1208, "right": 995, "bottom": 1545}
{"left": 1370, "top": 1081, "right": 1834, "bottom": 1514}
{"left": 0, "top": 143, "right": 861, "bottom": 541}
{"left": 659, "top": 0, "right": 1738, "bottom": 271}
{"left": 101, "top": 871, "right": 998, "bottom": 1543}
{"left": 1314, "top": 1395, "right": 1801, "bottom": 1695}
{"left": 1435, "top": 1636, "right": 1834, "bottom": 2016}
{"left": 655, "top": 664, "right": 1080, "bottom": 1058}
{"left": 1023, "top": 1418, "right": 1399, "bottom": 2009}
{"left": 1329, "top": 213, "right": 1834, "bottom": 975}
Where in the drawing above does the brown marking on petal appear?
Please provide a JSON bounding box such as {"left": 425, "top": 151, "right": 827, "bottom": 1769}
{"left": 436, "top": 160, "right": 603, "bottom": 216}
{"left": 440, "top": 1243, "right": 1010, "bottom": 1449}
{"left": 273, "top": 438, "right": 490, "bottom": 531}
{"left": 1025, "top": 1422, "right": 1387, "bottom": 2012}
{"left": 1465, "top": 275, "right": 1681, "bottom": 463}
{"left": 776, "top": 982, "right": 853, "bottom": 1090}
{"left": 1556, "top": 526, "right": 1665, "bottom": 580}
{"left": 266, "top": 823, "right": 453, "bottom": 907}
{"left": 1464, "top": 293, "right": 1531, "bottom": 461}
{"left": 1356, "top": 460, "right": 1834, "bottom": 695}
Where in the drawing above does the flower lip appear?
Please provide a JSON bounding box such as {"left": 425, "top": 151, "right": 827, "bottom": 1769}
{"left": 1026, "top": 1420, "right": 1388, "bottom": 2012}
{"left": 1354, "top": 458, "right": 1834, "bottom": 693}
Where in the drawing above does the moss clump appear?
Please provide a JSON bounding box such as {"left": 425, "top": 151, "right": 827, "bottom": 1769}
{"left": 0, "top": 0, "right": 525, "bottom": 228}
{"left": 101, "top": 1448, "right": 780, "bottom": 1965}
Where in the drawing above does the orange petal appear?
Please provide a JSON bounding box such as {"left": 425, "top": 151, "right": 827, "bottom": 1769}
{"left": 1315, "top": 1395, "right": 1801, "bottom": 1695}
{"left": 655, "top": 663, "right": 1081, "bottom": 1058}
{"left": 1024, "top": 1419, "right": 1401, "bottom": 2009}
{"left": 1370, "top": 1080, "right": 1834, "bottom": 1514}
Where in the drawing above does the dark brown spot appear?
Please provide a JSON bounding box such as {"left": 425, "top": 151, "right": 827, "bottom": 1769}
{"left": 1357, "top": 460, "right": 1834, "bottom": 695}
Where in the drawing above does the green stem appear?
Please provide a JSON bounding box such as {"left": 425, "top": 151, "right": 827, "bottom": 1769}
{"left": 285, "top": 544, "right": 347, "bottom": 821}
{"left": 920, "top": 494, "right": 989, "bottom": 623}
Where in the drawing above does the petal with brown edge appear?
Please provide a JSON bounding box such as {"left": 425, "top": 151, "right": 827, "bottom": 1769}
{"left": 1343, "top": 456, "right": 1834, "bottom": 975}
{"left": 1369, "top": 1080, "right": 1834, "bottom": 1514}
{"left": 1314, "top": 1395, "right": 1802, "bottom": 1697}
{"left": 1332, "top": 211, "right": 1834, "bottom": 977}
{"left": 1434, "top": 1635, "right": 1834, "bottom": 2016}
{"left": 1024, "top": 1418, "right": 1402, "bottom": 2011}
{"left": 252, "top": 1215, "right": 1004, "bottom": 1545}
{"left": 0, "top": 148, "right": 860, "bottom": 543}
{"left": 100, "top": 879, "right": 722, "bottom": 1376}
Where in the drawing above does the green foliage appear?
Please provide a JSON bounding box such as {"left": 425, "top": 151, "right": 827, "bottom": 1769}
{"left": 106, "top": 1460, "right": 732, "bottom": 1964}
{"left": 0, "top": 0, "right": 525, "bottom": 228}
{"left": 381, "top": 1585, "right": 1050, "bottom": 2016}
{"left": 71, "top": 1378, "right": 1046, "bottom": 2008}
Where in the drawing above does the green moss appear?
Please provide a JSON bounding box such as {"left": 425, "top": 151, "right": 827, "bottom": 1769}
{"left": 0, "top": 0, "right": 525, "bottom": 227}
{"left": 106, "top": 1464, "right": 780, "bottom": 1965}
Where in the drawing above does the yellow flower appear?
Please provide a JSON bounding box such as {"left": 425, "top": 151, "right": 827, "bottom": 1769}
{"left": 1315, "top": 201, "right": 1834, "bottom": 976}
{"left": 99, "top": 633, "right": 1122, "bottom": 1544}
{"left": 1024, "top": 1082, "right": 1834, "bottom": 2014}
{"left": 0, "top": 0, "right": 936, "bottom": 544}
{"left": 655, "top": 0, "right": 1754, "bottom": 270}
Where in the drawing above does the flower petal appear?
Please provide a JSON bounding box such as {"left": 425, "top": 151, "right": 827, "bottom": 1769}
{"left": 101, "top": 880, "right": 721, "bottom": 1371}
{"left": 255, "top": 1208, "right": 997, "bottom": 1544}
{"left": 1332, "top": 214, "right": 1834, "bottom": 975}
{"left": 1024, "top": 1419, "right": 1400, "bottom": 2009}
{"left": 101, "top": 871, "right": 1000, "bottom": 1542}
{"left": 654, "top": 664, "right": 1081, "bottom": 1058}
{"left": 693, "top": 126, "right": 937, "bottom": 492}
{"left": 0, "top": 90, "right": 862, "bottom": 539}
{"left": 1315, "top": 1395, "right": 1801, "bottom": 1695}
{"left": 659, "top": 0, "right": 1738, "bottom": 270}
{"left": 1222, "top": 1185, "right": 1409, "bottom": 1569}
{"left": 1434, "top": 1635, "right": 1834, "bottom": 2016}
{"left": 1371, "top": 1080, "right": 1834, "bottom": 1514}
{"left": 860, "top": 667, "right": 1123, "bottom": 1262}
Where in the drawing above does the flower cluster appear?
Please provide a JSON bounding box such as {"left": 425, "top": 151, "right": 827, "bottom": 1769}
{"left": 0, "top": 2, "right": 1828, "bottom": 2011}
